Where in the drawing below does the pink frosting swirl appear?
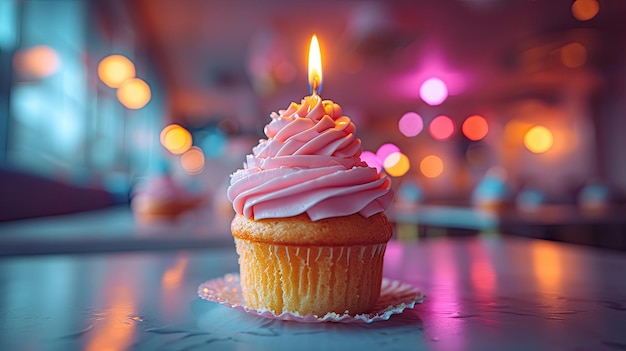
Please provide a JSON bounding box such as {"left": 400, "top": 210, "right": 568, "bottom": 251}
{"left": 227, "top": 95, "right": 393, "bottom": 221}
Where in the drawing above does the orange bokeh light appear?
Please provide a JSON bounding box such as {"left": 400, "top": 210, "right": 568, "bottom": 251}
{"left": 462, "top": 115, "right": 489, "bottom": 141}
{"left": 524, "top": 125, "right": 554, "bottom": 154}
{"left": 13, "top": 45, "right": 60, "bottom": 78}
{"left": 561, "top": 42, "right": 587, "bottom": 68}
{"left": 98, "top": 54, "right": 136, "bottom": 88}
{"left": 116, "top": 78, "right": 151, "bottom": 109}
{"left": 160, "top": 124, "right": 192, "bottom": 155}
{"left": 383, "top": 152, "right": 410, "bottom": 177}
{"left": 181, "top": 146, "right": 205, "bottom": 174}
{"left": 571, "top": 0, "right": 599, "bottom": 21}
{"left": 420, "top": 155, "right": 444, "bottom": 178}
{"left": 504, "top": 119, "right": 531, "bottom": 146}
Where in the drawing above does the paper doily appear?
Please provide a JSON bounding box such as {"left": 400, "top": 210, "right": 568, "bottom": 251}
{"left": 198, "top": 273, "right": 424, "bottom": 323}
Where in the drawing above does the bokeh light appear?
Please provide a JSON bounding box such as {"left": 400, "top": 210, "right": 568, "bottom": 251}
{"left": 429, "top": 115, "right": 455, "bottom": 140}
{"left": 504, "top": 119, "right": 531, "bottom": 146}
{"left": 181, "top": 146, "right": 205, "bottom": 174}
{"left": 376, "top": 143, "right": 400, "bottom": 162}
{"left": 13, "top": 45, "right": 60, "bottom": 79}
{"left": 419, "top": 77, "right": 448, "bottom": 106}
{"left": 160, "top": 124, "right": 193, "bottom": 155}
{"left": 383, "top": 152, "right": 410, "bottom": 177}
{"left": 420, "top": 155, "right": 444, "bottom": 178}
{"left": 571, "top": 0, "right": 599, "bottom": 21}
{"left": 560, "top": 42, "right": 587, "bottom": 68}
{"left": 116, "top": 78, "right": 151, "bottom": 109}
{"left": 98, "top": 54, "right": 136, "bottom": 88}
{"left": 398, "top": 112, "right": 424, "bottom": 137}
{"left": 361, "top": 151, "right": 382, "bottom": 173}
{"left": 462, "top": 115, "right": 489, "bottom": 141}
{"left": 524, "top": 125, "right": 553, "bottom": 154}
{"left": 200, "top": 129, "right": 227, "bottom": 159}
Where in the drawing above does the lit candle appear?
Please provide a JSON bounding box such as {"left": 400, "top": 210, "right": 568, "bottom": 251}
{"left": 308, "top": 35, "right": 323, "bottom": 96}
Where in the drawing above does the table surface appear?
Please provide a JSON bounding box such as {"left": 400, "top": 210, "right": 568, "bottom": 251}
{"left": 0, "top": 207, "right": 233, "bottom": 256}
{"left": 1, "top": 234, "right": 625, "bottom": 351}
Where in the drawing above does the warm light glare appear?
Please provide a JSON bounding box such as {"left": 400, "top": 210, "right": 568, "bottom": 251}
{"left": 383, "top": 152, "right": 410, "bottom": 177}
{"left": 524, "top": 125, "right": 553, "bottom": 154}
{"left": 420, "top": 155, "right": 444, "bottom": 178}
{"left": 462, "top": 115, "right": 489, "bottom": 141}
{"left": 531, "top": 240, "right": 562, "bottom": 293}
{"left": 571, "top": 0, "right": 599, "bottom": 21}
{"left": 308, "top": 35, "right": 323, "bottom": 95}
{"left": 181, "top": 146, "right": 205, "bottom": 174}
{"left": 161, "top": 254, "right": 190, "bottom": 315}
{"left": 419, "top": 77, "right": 448, "bottom": 106}
{"left": 398, "top": 112, "right": 424, "bottom": 137}
{"left": 376, "top": 143, "right": 400, "bottom": 162}
{"left": 98, "top": 54, "right": 136, "bottom": 88}
{"left": 85, "top": 266, "right": 137, "bottom": 351}
{"left": 160, "top": 124, "right": 192, "bottom": 155}
{"left": 162, "top": 255, "right": 189, "bottom": 288}
{"left": 561, "top": 42, "right": 587, "bottom": 68}
{"left": 429, "top": 115, "right": 455, "bottom": 140}
{"left": 504, "top": 120, "right": 531, "bottom": 146}
{"left": 13, "top": 45, "right": 60, "bottom": 78}
{"left": 116, "top": 78, "right": 151, "bottom": 109}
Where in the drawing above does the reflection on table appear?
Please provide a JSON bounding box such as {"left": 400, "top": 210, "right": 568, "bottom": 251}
{"left": 1, "top": 235, "right": 625, "bottom": 351}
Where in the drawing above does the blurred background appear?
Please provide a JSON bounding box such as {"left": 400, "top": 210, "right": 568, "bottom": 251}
{"left": 0, "top": 0, "right": 625, "bottom": 250}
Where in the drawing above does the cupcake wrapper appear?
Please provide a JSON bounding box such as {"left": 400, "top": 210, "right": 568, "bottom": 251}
{"left": 198, "top": 273, "right": 425, "bottom": 323}
{"left": 234, "top": 239, "right": 387, "bottom": 316}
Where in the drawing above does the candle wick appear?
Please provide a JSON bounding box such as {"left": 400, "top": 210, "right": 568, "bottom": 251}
{"left": 311, "top": 77, "right": 320, "bottom": 96}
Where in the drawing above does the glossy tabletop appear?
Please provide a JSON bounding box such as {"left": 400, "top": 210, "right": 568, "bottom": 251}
{"left": 1, "top": 235, "right": 625, "bottom": 351}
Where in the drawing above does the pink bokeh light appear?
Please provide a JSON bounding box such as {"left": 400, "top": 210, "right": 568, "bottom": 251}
{"left": 361, "top": 151, "right": 382, "bottom": 173}
{"left": 429, "top": 115, "right": 455, "bottom": 140}
{"left": 398, "top": 112, "right": 424, "bottom": 137}
{"left": 390, "top": 48, "right": 467, "bottom": 100}
{"left": 376, "top": 143, "right": 401, "bottom": 162}
{"left": 419, "top": 77, "right": 448, "bottom": 106}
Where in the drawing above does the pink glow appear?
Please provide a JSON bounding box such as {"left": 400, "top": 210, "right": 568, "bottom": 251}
{"left": 376, "top": 143, "right": 400, "bottom": 162}
{"left": 420, "top": 77, "right": 448, "bottom": 106}
{"left": 361, "top": 151, "right": 382, "bottom": 173}
{"left": 398, "top": 112, "right": 424, "bottom": 137}
{"left": 390, "top": 49, "right": 467, "bottom": 100}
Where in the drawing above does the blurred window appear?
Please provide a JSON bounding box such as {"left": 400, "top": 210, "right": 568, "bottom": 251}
{"left": 3, "top": 0, "right": 162, "bottom": 197}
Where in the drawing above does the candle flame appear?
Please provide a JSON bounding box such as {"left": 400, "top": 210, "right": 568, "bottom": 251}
{"left": 308, "top": 35, "right": 323, "bottom": 95}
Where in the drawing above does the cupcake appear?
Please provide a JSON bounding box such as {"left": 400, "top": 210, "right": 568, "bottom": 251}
{"left": 227, "top": 95, "right": 394, "bottom": 317}
{"left": 131, "top": 174, "right": 205, "bottom": 224}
